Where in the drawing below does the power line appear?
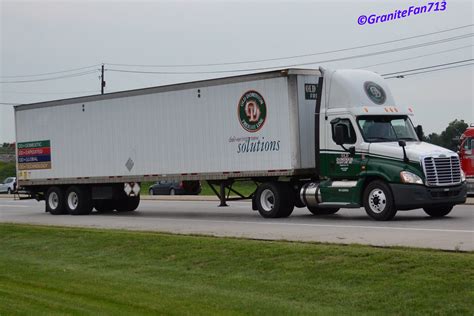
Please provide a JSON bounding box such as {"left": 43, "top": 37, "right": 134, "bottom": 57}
{"left": 384, "top": 63, "right": 474, "bottom": 79}
{"left": 359, "top": 45, "right": 473, "bottom": 69}
{"left": 105, "top": 24, "right": 474, "bottom": 68}
{"left": 0, "top": 69, "right": 99, "bottom": 84}
{"left": 3, "top": 62, "right": 472, "bottom": 104}
{"left": 0, "top": 64, "right": 100, "bottom": 79}
{"left": 381, "top": 59, "right": 474, "bottom": 76}
{"left": 106, "top": 33, "right": 473, "bottom": 75}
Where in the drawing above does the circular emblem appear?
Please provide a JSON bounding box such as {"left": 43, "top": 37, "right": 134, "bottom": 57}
{"left": 364, "top": 81, "right": 386, "bottom": 105}
{"left": 238, "top": 90, "right": 267, "bottom": 132}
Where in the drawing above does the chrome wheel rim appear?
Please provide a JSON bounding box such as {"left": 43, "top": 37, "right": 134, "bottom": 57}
{"left": 368, "top": 188, "right": 386, "bottom": 214}
{"left": 67, "top": 191, "right": 79, "bottom": 210}
{"left": 48, "top": 192, "right": 59, "bottom": 209}
{"left": 260, "top": 189, "right": 275, "bottom": 212}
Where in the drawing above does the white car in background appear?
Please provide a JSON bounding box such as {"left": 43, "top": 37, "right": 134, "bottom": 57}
{"left": 0, "top": 177, "right": 16, "bottom": 194}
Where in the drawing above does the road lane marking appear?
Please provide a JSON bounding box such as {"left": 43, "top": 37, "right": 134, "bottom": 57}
{"left": 145, "top": 217, "right": 474, "bottom": 234}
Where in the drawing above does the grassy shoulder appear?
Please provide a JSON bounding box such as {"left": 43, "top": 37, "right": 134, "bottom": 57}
{"left": 0, "top": 162, "right": 15, "bottom": 180}
{"left": 0, "top": 224, "right": 472, "bottom": 315}
{"left": 141, "top": 181, "right": 257, "bottom": 196}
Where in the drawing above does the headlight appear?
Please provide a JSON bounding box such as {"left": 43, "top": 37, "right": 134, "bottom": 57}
{"left": 461, "top": 169, "right": 466, "bottom": 182}
{"left": 400, "top": 171, "right": 423, "bottom": 185}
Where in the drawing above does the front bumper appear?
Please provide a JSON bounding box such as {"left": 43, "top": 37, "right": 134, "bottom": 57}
{"left": 467, "top": 178, "right": 474, "bottom": 195}
{"left": 390, "top": 182, "right": 467, "bottom": 210}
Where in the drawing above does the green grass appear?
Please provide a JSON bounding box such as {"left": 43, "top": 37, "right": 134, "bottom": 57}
{"left": 0, "top": 162, "right": 15, "bottom": 180}
{"left": 141, "top": 181, "right": 257, "bottom": 196}
{"left": 0, "top": 224, "right": 472, "bottom": 315}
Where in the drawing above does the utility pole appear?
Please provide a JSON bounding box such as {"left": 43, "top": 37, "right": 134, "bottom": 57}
{"left": 100, "top": 64, "right": 106, "bottom": 95}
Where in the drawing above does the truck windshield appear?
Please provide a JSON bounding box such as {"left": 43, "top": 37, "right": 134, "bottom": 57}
{"left": 357, "top": 116, "right": 418, "bottom": 143}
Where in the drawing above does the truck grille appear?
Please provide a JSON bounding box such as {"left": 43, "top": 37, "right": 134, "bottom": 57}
{"left": 423, "top": 156, "right": 462, "bottom": 186}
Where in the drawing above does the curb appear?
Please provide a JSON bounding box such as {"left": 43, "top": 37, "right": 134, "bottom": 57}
{"left": 0, "top": 194, "right": 472, "bottom": 205}
{"left": 0, "top": 194, "right": 221, "bottom": 202}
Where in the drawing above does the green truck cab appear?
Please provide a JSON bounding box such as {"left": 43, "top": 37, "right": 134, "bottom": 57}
{"left": 301, "top": 68, "right": 467, "bottom": 220}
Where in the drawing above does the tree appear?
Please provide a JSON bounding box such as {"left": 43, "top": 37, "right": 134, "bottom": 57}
{"left": 425, "top": 119, "right": 468, "bottom": 151}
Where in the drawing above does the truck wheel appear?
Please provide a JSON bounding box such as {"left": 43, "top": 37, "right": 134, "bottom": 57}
{"left": 423, "top": 205, "right": 453, "bottom": 217}
{"left": 116, "top": 196, "right": 140, "bottom": 212}
{"left": 363, "top": 180, "right": 397, "bottom": 221}
{"left": 255, "top": 182, "right": 294, "bottom": 218}
{"left": 307, "top": 206, "right": 339, "bottom": 215}
{"left": 65, "top": 186, "right": 93, "bottom": 215}
{"left": 94, "top": 200, "right": 115, "bottom": 213}
{"left": 46, "top": 186, "right": 66, "bottom": 215}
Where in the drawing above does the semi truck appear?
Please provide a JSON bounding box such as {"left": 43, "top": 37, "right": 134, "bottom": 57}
{"left": 15, "top": 68, "right": 467, "bottom": 220}
{"left": 459, "top": 125, "right": 474, "bottom": 195}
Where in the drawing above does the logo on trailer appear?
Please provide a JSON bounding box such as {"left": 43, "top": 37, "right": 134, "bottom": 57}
{"left": 238, "top": 90, "right": 267, "bottom": 132}
{"left": 364, "top": 81, "right": 386, "bottom": 105}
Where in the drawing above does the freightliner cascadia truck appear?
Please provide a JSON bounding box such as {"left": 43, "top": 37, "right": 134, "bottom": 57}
{"left": 15, "top": 68, "right": 467, "bottom": 220}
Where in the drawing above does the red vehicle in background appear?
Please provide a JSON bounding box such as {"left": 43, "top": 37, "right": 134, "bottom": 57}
{"left": 459, "top": 125, "right": 474, "bottom": 195}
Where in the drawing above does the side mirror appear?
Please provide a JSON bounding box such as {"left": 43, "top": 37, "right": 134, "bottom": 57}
{"left": 334, "top": 125, "right": 346, "bottom": 145}
{"left": 415, "top": 125, "right": 423, "bottom": 140}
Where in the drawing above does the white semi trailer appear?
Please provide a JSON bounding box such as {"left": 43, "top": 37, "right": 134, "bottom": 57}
{"left": 15, "top": 68, "right": 467, "bottom": 220}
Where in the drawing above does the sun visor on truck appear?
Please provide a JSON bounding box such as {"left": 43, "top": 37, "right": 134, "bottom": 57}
{"left": 326, "top": 69, "right": 396, "bottom": 109}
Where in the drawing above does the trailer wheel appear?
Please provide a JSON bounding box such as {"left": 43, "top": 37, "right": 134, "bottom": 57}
{"left": 363, "top": 180, "right": 397, "bottom": 221}
{"left": 255, "top": 182, "right": 294, "bottom": 218}
{"left": 94, "top": 200, "right": 115, "bottom": 213}
{"left": 65, "top": 186, "right": 93, "bottom": 215}
{"left": 116, "top": 196, "right": 140, "bottom": 212}
{"left": 423, "top": 205, "right": 453, "bottom": 217}
{"left": 307, "top": 206, "right": 339, "bottom": 215}
{"left": 46, "top": 186, "right": 66, "bottom": 215}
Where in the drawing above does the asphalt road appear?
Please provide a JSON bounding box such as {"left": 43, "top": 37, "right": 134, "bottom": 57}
{"left": 0, "top": 197, "right": 472, "bottom": 251}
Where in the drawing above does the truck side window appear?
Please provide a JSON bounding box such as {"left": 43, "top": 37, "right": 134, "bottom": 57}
{"left": 463, "top": 138, "right": 472, "bottom": 150}
{"left": 331, "top": 119, "right": 356, "bottom": 144}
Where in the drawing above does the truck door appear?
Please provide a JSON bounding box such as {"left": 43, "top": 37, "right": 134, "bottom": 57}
{"left": 461, "top": 137, "right": 474, "bottom": 176}
{"left": 321, "top": 116, "right": 364, "bottom": 179}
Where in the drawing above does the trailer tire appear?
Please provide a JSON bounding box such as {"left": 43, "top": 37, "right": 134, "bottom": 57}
{"left": 363, "top": 180, "right": 397, "bottom": 221}
{"left": 116, "top": 196, "right": 140, "bottom": 212}
{"left": 307, "top": 206, "right": 339, "bottom": 215}
{"left": 255, "top": 182, "right": 294, "bottom": 218}
{"left": 94, "top": 200, "right": 116, "bottom": 213}
{"left": 65, "top": 186, "right": 93, "bottom": 215}
{"left": 46, "top": 186, "right": 66, "bottom": 215}
{"left": 423, "top": 205, "right": 453, "bottom": 217}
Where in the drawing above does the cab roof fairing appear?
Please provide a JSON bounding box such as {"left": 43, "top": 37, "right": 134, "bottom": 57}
{"left": 323, "top": 69, "right": 397, "bottom": 111}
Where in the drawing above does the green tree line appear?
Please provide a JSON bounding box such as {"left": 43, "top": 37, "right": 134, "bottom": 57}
{"left": 423, "top": 119, "right": 468, "bottom": 151}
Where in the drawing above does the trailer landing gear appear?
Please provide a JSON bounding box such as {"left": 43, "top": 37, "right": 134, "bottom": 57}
{"left": 206, "top": 180, "right": 257, "bottom": 208}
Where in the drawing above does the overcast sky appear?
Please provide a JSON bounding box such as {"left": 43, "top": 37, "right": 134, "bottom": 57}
{"left": 1, "top": 0, "right": 473, "bottom": 143}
